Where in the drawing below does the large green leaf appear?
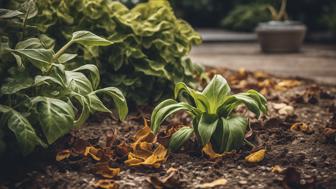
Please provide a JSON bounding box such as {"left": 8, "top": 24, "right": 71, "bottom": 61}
{"left": 31, "top": 97, "right": 75, "bottom": 144}
{"left": 71, "top": 31, "right": 112, "bottom": 46}
{"left": 174, "top": 82, "right": 209, "bottom": 112}
{"left": 202, "top": 75, "right": 231, "bottom": 113}
{"left": 169, "top": 126, "right": 194, "bottom": 152}
{"left": 211, "top": 116, "right": 248, "bottom": 153}
{"left": 197, "top": 113, "right": 219, "bottom": 146}
{"left": 0, "top": 105, "right": 44, "bottom": 155}
{"left": 72, "top": 64, "right": 100, "bottom": 90}
{"left": 14, "top": 49, "right": 54, "bottom": 72}
{"left": 88, "top": 87, "right": 128, "bottom": 120}
{"left": 150, "top": 99, "right": 200, "bottom": 134}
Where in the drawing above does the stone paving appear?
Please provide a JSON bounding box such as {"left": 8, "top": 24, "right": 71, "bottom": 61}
{"left": 190, "top": 42, "right": 336, "bottom": 85}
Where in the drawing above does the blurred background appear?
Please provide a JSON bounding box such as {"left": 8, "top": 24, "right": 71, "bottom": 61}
{"left": 121, "top": 0, "right": 336, "bottom": 85}
{"left": 121, "top": 0, "right": 336, "bottom": 38}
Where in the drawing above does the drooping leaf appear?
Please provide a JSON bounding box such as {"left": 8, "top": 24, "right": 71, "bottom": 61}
{"left": 14, "top": 49, "right": 54, "bottom": 72}
{"left": 31, "top": 97, "right": 75, "bottom": 144}
{"left": 174, "top": 82, "right": 209, "bottom": 112}
{"left": 197, "top": 113, "right": 219, "bottom": 146}
{"left": 168, "top": 126, "right": 194, "bottom": 152}
{"left": 65, "top": 70, "right": 93, "bottom": 94}
{"left": 217, "top": 92, "right": 265, "bottom": 118}
{"left": 89, "top": 87, "right": 128, "bottom": 120}
{"left": 0, "top": 105, "right": 44, "bottom": 155}
{"left": 150, "top": 99, "right": 199, "bottom": 134}
{"left": 202, "top": 75, "right": 231, "bottom": 113}
{"left": 72, "top": 64, "right": 100, "bottom": 90}
{"left": 71, "top": 31, "right": 112, "bottom": 46}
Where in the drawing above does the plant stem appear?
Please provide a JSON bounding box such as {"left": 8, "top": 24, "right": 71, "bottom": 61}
{"left": 21, "top": 5, "right": 31, "bottom": 40}
{"left": 53, "top": 40, "right": 73, "bottom": 60}
{"left": 277, "top": 0, "right": 287, "bottom": 21}
{"left": 244, "top": 139, "right": 255, "bottom": 148}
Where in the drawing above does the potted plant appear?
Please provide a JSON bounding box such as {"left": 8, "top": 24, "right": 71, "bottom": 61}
{"left": 256, "top": 0, "right": 307, "bottom": 53}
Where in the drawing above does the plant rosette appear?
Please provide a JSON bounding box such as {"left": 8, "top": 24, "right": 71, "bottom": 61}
{"left": 150, "top": 74, "right": 267, "bottom": 154}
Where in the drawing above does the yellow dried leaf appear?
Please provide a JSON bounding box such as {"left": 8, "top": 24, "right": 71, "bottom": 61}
{"left": 275, "top": 80, "right": 301, "bottom": 91}
{"left": 131, "top": 118, "right": 156, "bottom": 151}
{"left": 245, "top": 149, "right": 266, "bottom": 163}
{"left": 125, "top": 143, "right": 168, "bottom": 168}
{"left": 56, "top": 149, "right": 71, "bottom": 161}
{"left": 84, "top": 146, "right": 103, "bottom": 161}
{"left": 91, "top": 179, "right": 119, "bottom": 189}
{"left": 202, "top": 144, "right": 233, "bottom": 159}
{"left": 195, "top": 178, "right": 228, "bottom": 188}
{"left": 271, "top": 165, "right": 285, "bottom": 174}
{"left": 290, "top": 122, "right": 314, "bottom": 134}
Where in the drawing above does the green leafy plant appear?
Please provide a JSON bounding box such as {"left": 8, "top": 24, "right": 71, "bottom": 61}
{"left": 0, "top": 7, "right": 128, "bottom": 155}
{"left": 21, "top": 0, "right": 203, "bottom": 105}
{"left": 221, "top": 3, "right": 271, "bottom": 32}
{"left": 150, "top": 75, "right": 267, "bottom": 153}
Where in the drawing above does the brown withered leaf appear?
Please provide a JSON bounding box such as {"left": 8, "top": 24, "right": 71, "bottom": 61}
{"left": 91, "top": 179, "right": 119, "bottom": 189}
{"left": 125, "top": 143, "right": 168, "bottom": 168}
{"left": 94, "top": 162, "right": 121, "bottom": 179}
{"left": 84, "top": 146, "right": 104, "bottom": 161}
{"left": 290, "top": 123, "right": 314, "bottom": 134}
{"left": 56, "top": 149, "right": 71, "bottom": 161}
{"left": 195, "top": 178, "right": 228, "bottom": 188}
{"left": 202, "top": 144, "right": 234, "bottom": 159}
{"left": 245, "top": 149, "right": 266, "bottom": 163}
{"left": 147, "top": 167, "right": 180, "bottom": 189}
{"left": 131, "top": 118, "right": 156, "bottom": 150}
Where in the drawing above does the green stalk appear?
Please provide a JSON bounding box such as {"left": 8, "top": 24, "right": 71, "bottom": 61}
{"left": 53, "top": 40, "right": 73, "bottom": 60}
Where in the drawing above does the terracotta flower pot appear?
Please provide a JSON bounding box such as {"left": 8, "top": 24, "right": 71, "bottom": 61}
{"left": 256, "top": 21, "right": 307, "bottom": 53}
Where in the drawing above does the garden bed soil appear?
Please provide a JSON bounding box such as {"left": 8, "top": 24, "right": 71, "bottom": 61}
{"left": 1, "top": 68, "right": 335, "bottom": 189}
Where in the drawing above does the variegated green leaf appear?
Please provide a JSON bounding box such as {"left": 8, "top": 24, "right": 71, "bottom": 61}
{"left": 169, "top": 126, "right": 194, "bottom": 152}
{"left": 31, "top": 97, "right": 75, "bottom": 144}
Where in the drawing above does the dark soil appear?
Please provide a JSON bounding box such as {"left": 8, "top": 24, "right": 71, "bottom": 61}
{"left": 1, "top": 68, "right": 336, "bottom": 189}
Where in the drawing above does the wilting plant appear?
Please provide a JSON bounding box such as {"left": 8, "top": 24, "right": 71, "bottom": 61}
{"left": 0, "top": 7, "right": 127, "bottom": 155}
{"left": 12, "top": 0, "right": 204, "bottom": 105}
{"left": 150, "top": 75, "right": 267, "bottom": 153}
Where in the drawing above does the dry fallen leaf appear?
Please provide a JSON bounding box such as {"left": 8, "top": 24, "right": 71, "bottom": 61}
{"left": 84, "top": 146, "right": 103, "bottom": 161}
{"left": 147, "top": 167, "right": 180, "bottom": 189}
{"left": 245, "top": 149, "right": 266, "bottom": 163}
{"left": 125, "top": 119, "right": 168, "bottom": 168}
{"left": 275, "top": 80, "right": 301, "bottom": 91}
{"left": 195, "top": 178, "right": 228, "bottom": 188}
{"left": 56, "top": 149, "right": 71, "bottom": 161}
{"left": 95, "top": 163, "right": 121, "bottom": 179}
{"left": 125, "top": 143, "right": 167, "bottom": 168}
{"left": 91, "top": 179, "right": 119, "bottom": 189}
{"left": 272, "top": 165, "right": 285, "bottom": 174}
{"left": 290, "top": 122, "right": 314, "bottom": 134}
{"left": 202, "top": 143, "right": 234, "bottom": 159}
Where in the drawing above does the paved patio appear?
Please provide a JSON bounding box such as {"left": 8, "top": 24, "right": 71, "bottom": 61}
{"left": 191, "top": 43, "right": 336, "bottom": 86}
